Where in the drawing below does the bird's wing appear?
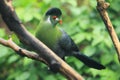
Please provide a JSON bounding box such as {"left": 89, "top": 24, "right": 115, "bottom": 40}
{"left": 58, "top": 29, "right": 79, "bottom": 55}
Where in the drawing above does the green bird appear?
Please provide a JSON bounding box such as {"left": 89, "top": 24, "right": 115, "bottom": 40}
{"left": 35, "top": 8, "right": 105, "bottom": 70}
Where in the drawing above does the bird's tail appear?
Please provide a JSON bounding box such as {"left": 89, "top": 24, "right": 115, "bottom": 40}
{"left": 73, "top": 52, "right": 105, "bottom": 70}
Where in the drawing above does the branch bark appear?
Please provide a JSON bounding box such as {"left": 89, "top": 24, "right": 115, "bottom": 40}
{"left": 0, "top": 0, "right": 84, "bottom": 80}
{"left": 0, "top": 38, "right": 47, "bottom": 63}
{"left": 96, "top": 0, "right": 120, "bottom": 61}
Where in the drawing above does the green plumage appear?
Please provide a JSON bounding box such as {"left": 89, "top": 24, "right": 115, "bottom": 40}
{"left": 36, "top": 20, "right": 62, "bottom": 50}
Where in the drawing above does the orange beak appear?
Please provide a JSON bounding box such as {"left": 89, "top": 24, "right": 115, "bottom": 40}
{"left": 59, "top": 20, "right": 62, "bottom": 25}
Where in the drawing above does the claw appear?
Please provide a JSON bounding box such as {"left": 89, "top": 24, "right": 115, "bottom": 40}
{"left": 49, "top": 60, "right": 61, "bottom": 73}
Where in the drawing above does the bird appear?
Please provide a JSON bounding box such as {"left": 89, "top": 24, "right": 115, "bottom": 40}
{"left": 35, "top": 7, "right": 105, "bottom": 70}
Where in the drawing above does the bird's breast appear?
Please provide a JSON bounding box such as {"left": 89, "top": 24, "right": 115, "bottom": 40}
{"left": 36, "top": 25, "right": 62, "bottom": 50}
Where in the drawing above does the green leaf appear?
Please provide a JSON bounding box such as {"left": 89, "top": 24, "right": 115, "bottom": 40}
{"left": 7, "top": 55, "right": 19, "bottom": 64}
{"left": 67, "top": 1, "right": 77, "bottom": 7}
{"left": 73, "top": 33, "right": 86, "bottom": 44}
{"left": 29, "top": 74, "right": 38, "bottom": 80}
{"left": 0, "top": 45, "right": 9, "bottom": 58}
{"left": 23, "top": 57, "right": 33, "bottom": 66}
{"left": 84, "top": 46, "right": 96, "bottom": 56}
{"left": 44, "top": 75, "right": 56, "bottom": 80}
{"left": 15, "top": 72, "right": 30, "bottom": 80}
{"left": 101, "top": 53, "right": 113, "bottom": 65}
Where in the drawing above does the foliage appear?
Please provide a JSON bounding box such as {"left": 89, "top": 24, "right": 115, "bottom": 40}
{"left": 0, "top": 0, "right": 120, "bottom": 80}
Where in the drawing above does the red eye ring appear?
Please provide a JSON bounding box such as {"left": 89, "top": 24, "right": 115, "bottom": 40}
{"left": 52, "top": 16, "right": 57, "bottom": 19}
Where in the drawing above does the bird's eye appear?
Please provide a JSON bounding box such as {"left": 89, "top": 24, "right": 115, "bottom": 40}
{"left": 52, "top": 16, "right": 57, "bottom": 19}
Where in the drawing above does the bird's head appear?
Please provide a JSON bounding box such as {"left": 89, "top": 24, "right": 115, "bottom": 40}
{"left": 45, "top": 8, "right": 62, "bottom": 26}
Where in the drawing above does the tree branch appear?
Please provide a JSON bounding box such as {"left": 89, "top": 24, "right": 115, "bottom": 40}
{"left": 0, "top": 38, "right": 47, "bottom": 64}
{"left": 0, "top": 0, "right": 84, "bottom": 80}
{"left": 96, "top": 0, "right": 120, "bottom": 61}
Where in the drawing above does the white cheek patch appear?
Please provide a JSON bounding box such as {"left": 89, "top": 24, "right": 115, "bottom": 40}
{"left": 46, "top": 16, "right": 51, "bottom": 24}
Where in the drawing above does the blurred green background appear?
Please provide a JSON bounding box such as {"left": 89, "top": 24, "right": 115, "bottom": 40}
{"left": 0, "top": 0, "right": 120, "bottom": 80}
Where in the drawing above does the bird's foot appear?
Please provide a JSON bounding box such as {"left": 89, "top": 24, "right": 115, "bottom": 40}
{"left": 49, "top": 60, "right": 61, "bottom": 73}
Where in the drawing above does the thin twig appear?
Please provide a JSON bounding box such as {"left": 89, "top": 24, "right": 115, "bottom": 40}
{"left": 96, "top": 0, "right": 120, "bottom": 61}
{"left": 0, "top": 38, "right": 47, "bottom": 63}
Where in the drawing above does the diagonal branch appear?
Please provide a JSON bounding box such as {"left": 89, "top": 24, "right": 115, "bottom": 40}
{"left": 0, "top": 0, "right": 84, "bottom": 80}
{"left": 0, "top": 38, "right": 47, "bottom": 64}
{"left": 96, "top": 0, "right": 120, "bottom": 61}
